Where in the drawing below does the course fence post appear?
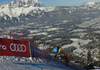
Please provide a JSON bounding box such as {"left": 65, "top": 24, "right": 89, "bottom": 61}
{"left": 49, "top": 42, "right": 51, "bottom": 59}
{"left": 32, "top": 37, "right": 34, "bottom": 57}
{"left": 28, "top": 41, "right": 32, "bottom": 57}
{"left": 26, "top": 35, "right": 27, "bottom": 40}
{"left": 35, "top": 37, "right": 38, "bottom": 58}
{"left": 10, "top": 31, "right": 11, "bottom": 39}
{"left": 42, "top": 40, "right": 45, "bottom": 59}
{"left": 22, "top": 33, "right": 24, "bottom": 40}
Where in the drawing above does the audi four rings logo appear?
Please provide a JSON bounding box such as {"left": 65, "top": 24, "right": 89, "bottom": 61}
{"left": 10, "top": 43, "right": 26, "bottom": 52}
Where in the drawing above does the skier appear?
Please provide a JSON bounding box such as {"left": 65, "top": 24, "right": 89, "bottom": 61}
{"left": 53, "top": 46, "right": 61, "bottom": 59}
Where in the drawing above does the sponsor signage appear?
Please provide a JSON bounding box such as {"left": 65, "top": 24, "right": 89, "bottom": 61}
{"left": 0, "top": 38, "right": 30, "bottom": 57}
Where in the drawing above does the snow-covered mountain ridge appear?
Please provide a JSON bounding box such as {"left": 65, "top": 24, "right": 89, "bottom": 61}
{"left": 1, "top": 0, "right": 100, "bottom": 19}
{"left": 2, "top": 0, "right": 44, "bottom": 7}
{"left": 81, "top": 0, "right": 100, "bottom": 8}
{"left": 0, "top": 0, "right": 55, "bottom": 18}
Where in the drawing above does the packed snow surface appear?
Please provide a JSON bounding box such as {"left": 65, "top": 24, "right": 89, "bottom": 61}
{"left": 0, "top": 56, "right": 74, "bottom": 70}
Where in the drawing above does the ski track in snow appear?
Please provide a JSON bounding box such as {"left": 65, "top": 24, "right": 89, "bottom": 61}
{"left": 0, "top": 56, "right": 74, "bottom": 70}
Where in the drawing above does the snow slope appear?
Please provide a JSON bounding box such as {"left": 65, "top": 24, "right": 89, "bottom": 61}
{"left": 0, "top": 56, "right": 74, "bottom": 70}
{"left": 62, "top": 38, "right": 91, "bottom": 56}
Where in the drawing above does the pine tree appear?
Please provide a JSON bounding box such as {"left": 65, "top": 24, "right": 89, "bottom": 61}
{"left": 98, "top": 48, "right": 100, "bottom": 61}
{"left": 97, "top": 48, "right": 100, "bottom": 66}
{"left": 87, "top": 50, "right": 93, "bottom": 65}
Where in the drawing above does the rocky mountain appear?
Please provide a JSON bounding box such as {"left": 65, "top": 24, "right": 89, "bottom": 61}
{"left": 0, "top": 0, "right": 100, "bottom": 38}
{"left": 0, "top": 0, "right": 46, "bottom": 27}
{"left": 0, "top": 0, "right": 44, "bottom": 18}
{"left": 2, "top": 0, "right": 44, "bottom": 7}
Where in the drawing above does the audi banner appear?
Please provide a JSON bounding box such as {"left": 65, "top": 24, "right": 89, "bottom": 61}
{"left": 0, "top": 38, "right": 30, "bottom": 57}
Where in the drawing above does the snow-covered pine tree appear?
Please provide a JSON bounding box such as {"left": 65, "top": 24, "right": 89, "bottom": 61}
{"left": 97, "top": 48, "right": 100, "bottom": 66}
{"left": 98, "top": 48, "right": 100, "bottom": 61}
{"left": 86, "top": 50, "right": 93, "bottom": 65}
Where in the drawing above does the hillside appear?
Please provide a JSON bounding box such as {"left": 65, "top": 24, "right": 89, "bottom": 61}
{"left": 1, "top": 0, "right": 100, "bottom": 67}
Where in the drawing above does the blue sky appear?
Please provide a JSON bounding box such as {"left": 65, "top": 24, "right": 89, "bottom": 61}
{"left": 0, "top": 0, "right": 99, "bottom": 7}
{"left": 38, "top": 0, "right": 99, "bottom": 7}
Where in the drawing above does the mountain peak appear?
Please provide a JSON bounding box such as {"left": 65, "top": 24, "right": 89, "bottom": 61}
{"left": 3, "top": 0, "right": 44, "bottom": 7}
{"left": 25, "top": 0, "right": 44, "bottom": 7}
{"left": 81, "top": 1, "right": 100, "bottom": 8}
{"left": 11, "top": 0, "right": 25, "bottom": 7}
{"left": 82, "top": 2, "right": 95, "bottom": 7}
{"left": 25, "top": 0, "right": 38, "bottom": 3}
